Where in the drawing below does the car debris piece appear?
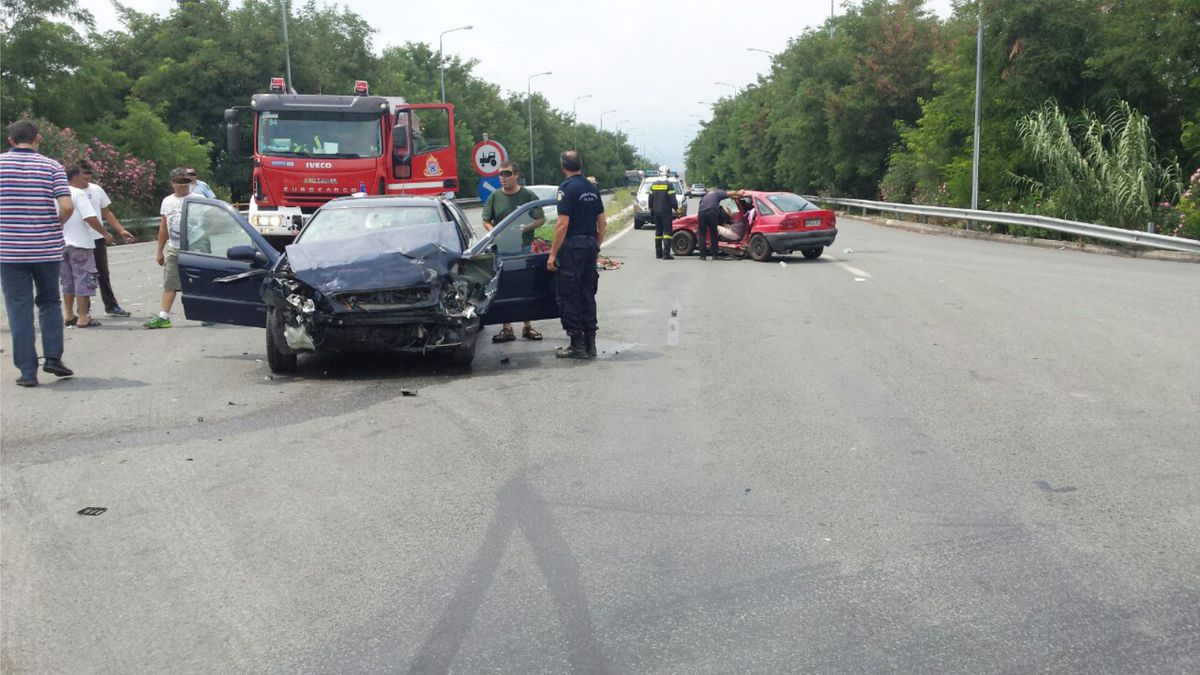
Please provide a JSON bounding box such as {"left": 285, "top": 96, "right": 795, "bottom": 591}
{"left": 779, "top": 261, "right": 788, "bottom": 268}
{"left": 843, "top": 248, "right": 854, "bottom": 254}
{"left": 401, "top": 389, "right": 418, "bottom": 397}
{"left": 227, "top": 401, "right": 246, "bottom": 406}
{"left": 77, "top": 507, "right": 107, "bottom": 516}
{"left": 500, "top": 357, "right": 511, "bottom": 364}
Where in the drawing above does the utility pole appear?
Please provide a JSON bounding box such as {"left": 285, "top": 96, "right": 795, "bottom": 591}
{"left": 280, "top": 0, "right": 294, "bottom": 92}
{"left": 527, "top": 71, "right": 552, "bottom": 184}
{"left": 439, "top": 25, "right": 473, "bottom": 104}
{"left": 572, "top": 94, "right": 594, "bottom": 150}
{"left": 971, "top": 0, "right": 984, "bottom": 220}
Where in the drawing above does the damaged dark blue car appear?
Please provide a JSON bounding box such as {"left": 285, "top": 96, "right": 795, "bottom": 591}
{"left": 176, "top": 195, "right": 560, "bottom": 372}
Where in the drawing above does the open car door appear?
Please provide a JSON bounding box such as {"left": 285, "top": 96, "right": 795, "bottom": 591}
{"left": 177, "top": 198, "right": 280, "bottom": 327}
{"left": 466, "top": 198, "right": 560, "bottom": 326}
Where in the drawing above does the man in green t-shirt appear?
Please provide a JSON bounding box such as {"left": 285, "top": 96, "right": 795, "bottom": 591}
{"left": 482, "top": 160, "right": 546, "bottom": 343}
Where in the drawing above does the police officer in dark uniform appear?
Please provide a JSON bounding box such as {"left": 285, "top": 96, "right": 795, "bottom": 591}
{"left": 696, "top": 187, "right": 746, "bottom": 260}
{"left": 548, "top": 150, "right": 606, "bottom": 360}
{"left": 647, "top": 176, "right": 678, "bottom": 260}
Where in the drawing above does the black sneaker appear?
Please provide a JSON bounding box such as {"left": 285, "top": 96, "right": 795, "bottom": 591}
{"left": 16, "top": 376, "right": 38, "bottom": 387}
{"left": 42, "top": 358, "right": 74, "bottom": 377}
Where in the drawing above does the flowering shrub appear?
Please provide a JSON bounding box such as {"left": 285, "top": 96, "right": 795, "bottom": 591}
{"left": 1173, "top": 168, "right": 1200, "bottom": 240}
{"left": 13, "top": 114, "right": 157, "bottom": 213}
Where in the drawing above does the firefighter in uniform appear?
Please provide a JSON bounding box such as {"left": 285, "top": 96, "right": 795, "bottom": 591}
{"left": 648, "top": 176, "right": 678, "bottom": 260}
{"left": 548, "top": 150, "right": 606, "bottom": 360}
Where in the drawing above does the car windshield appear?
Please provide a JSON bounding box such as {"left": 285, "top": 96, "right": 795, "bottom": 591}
{"left": 298, "top": 205, "right": 443, "bottom": 244}
{"left": 257, "top": 110, "right": 383, "bottom": 158}
{"left": 765, "top": 193, "right": 816, "bottom": 213}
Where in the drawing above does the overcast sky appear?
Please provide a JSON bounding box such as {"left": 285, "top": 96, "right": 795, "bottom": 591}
{"left": 79, "top": 0, "right": 956, "bottom": 171}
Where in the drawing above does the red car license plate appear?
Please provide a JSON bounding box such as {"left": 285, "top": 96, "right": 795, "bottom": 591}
{"left": 804, "top": 218, "right": 823, "bottom": 228}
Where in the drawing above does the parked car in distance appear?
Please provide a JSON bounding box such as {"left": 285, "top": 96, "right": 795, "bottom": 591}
{"left": 687, "top": 183, "right": 707, "bottom": 198}
{"left": 525, "top": 185, "right": 559, "bottom": 222}
{"left": 174, "top": 195, "right": 560, "bottom": 372}
{"left": 633, "top": 176, "right": 687, "bottom": 229}
{"left": 670, "top": 191, "right": 837, "bottom": 261}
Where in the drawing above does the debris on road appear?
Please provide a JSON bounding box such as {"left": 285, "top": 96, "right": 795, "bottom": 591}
{"left": 780, "top": 261, "right": 788, "bottom": 268}
{"left": 500, "top": 357, "right": 510, "bottom": 364}
{"left": 843, "top": 248, "right": 854, "bottom": 254}
{"left": 77, "top": 507, "right": 107, "bottom": 516}
{"left": 597, "top": 255, "right": 623, "bottom": 270}
{"left": 401, "top": 389, "right": 418, "bottom": 397}
{"left": 227, "top": 401, "right": 246, "bottom": 406}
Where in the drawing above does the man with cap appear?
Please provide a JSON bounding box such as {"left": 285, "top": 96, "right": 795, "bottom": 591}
{"left": 547, "top": 150, "right": 606, "bottom": 360}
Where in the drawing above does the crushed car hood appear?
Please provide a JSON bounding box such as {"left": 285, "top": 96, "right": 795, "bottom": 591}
{"left": 284, "top": 222, "right": 463, "bottom": 294}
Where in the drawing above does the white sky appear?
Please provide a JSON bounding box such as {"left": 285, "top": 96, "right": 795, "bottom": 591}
{"left": 78, "top": 0, "right": 956, "bottom": 170}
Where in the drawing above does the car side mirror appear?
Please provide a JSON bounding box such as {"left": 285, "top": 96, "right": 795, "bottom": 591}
{"left": 227, "top": 245, "right": 265, "bottom": 265}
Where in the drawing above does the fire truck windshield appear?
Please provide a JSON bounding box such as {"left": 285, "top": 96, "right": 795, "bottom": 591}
{"left": 257, "top": 110, "right": 382, "bottom": 158}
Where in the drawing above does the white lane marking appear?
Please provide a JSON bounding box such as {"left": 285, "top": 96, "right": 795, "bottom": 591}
{"left": 823, "top": 255, "right": 873, "bottom": 280}
{"left": 600, "top": 206, "right": 636, "bottom": 249}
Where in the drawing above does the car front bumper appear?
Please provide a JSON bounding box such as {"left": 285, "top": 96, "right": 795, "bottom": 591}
{"left": 763, "top": 228, "right": 838, "bottom": 252}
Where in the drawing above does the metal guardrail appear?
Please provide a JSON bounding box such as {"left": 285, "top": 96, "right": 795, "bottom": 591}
{"left": 804, "top": 196, "right": 1200, "bottom": 255}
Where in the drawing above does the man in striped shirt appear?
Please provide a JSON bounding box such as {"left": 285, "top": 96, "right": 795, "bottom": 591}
{"left": 0, "top": 120, "right": 77, "bottom": 387}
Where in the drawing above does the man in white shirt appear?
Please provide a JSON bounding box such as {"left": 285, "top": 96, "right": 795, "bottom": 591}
{"left": 78, "top": 160, "right": 135, "bottom": 317}
{"left": 61, "top": 165, "right": 112, "bottom": 328}
{"left": 143, "top": 167, "right": 192, "bottom": 329}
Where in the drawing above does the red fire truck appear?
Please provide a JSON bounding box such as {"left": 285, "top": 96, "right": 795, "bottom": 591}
{"left": 225, "top": 78, "right": 459, "bottom": 239}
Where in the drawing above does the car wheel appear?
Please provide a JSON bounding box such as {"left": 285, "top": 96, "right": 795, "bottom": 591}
{"left": 671, "top": 230, "right": 696, "bottom": 256}
{"left": 748, "top": 234, "right": 772, "bottom": 262}
{"left": 265, "top": 309, "right": 298, "bottom": 373}
{"left": 802, "top": 246, "right": 824, "bottom": 260}
{"left": 447, "top": 332, "right": 477, "bottom": 367}
{"left": 633, "top": 218, "right": 643, "bottom": 230}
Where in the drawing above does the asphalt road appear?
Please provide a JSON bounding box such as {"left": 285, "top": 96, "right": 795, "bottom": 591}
{"left": 2, "top": 204, "right": 1198, "bottom": 673}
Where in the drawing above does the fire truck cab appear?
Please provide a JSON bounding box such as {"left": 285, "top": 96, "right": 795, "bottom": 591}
{"left": 226, "top": 78, "right": 458, "bottom": 240}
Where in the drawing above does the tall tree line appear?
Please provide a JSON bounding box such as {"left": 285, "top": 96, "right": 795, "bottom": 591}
{"left": 686, "top": 0, "right": 1200, "bottom": 234}
{"left": 0, "top": 0, "right": 638, "bottom": 212}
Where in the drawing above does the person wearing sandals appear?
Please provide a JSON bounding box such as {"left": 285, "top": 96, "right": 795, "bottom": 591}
{"left": 481, "top": 160, "right": 546, "bottom": 343}
{"left": 61, "top": 165, "right": 112, "bottom": 329}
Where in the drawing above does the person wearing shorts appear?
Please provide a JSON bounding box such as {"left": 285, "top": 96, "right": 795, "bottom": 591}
{"left": 144, "top": 167, "right": 191, "bottom": 329}
{"left": 61, "top": 165, "right": 111, "bottom": 328}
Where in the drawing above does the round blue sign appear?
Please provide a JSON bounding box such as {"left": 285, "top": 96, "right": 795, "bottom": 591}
{"left": 477, "top": 176, "right": 502, "bottom": 203}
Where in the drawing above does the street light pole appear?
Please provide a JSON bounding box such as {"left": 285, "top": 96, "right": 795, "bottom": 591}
{"left": 746, "top": 47, "right": 774, "bottom": 56}
{"left": 280, "top": 0, "right": 293, "bottom": 92}
{"left": 572, "top": 94, "right": 594, "bottom": 149}
{"left": 971, "top": 0, "right": 984, "bottom": 217}
{"left": 714, "top": 81, "right": 737, "bottom": 96}
{"left": 439, "top": 25, "right": 473, "bottom": 104}
{"left": 527, "top": 70, "right": 552, "bottom": 184}
{"left": 599, "top": 108, "right": 617, "bottom": 134}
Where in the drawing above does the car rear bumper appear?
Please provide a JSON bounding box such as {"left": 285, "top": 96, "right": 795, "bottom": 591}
{"left": 764, "top": 228, "right": 837, "bottom": 252}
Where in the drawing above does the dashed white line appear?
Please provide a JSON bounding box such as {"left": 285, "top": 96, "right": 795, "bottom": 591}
{"left": 823, "top": 255, "right": 873, "bottom": 280}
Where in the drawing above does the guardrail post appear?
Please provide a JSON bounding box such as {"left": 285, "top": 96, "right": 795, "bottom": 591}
{"left": 1147, "top": 221, "right": 1156, "bottom": 234}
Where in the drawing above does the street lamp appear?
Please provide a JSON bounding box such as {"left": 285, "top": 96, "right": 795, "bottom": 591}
{"left": 715, "top": 81, "right": 737, "bottom": 95}
{"left": 439, "top": 25, "right": 472, "bottom": 104}
{"left": 572, "top": 93, "right": 594, "bottom": 149}
{"left": 698, "top": 100, "right": 712, "bottom": 106}
{"left": 746, "top": 47, "right": 774, "bottom": 56}
{"left": 599, "top": 109, "right": 617, "bottom": 134}
{"left": 527, "top": 70, "right": 552, "bottom": 184}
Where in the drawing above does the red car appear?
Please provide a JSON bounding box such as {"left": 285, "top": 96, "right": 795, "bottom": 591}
{"left": 670, "top": 191, "right": 837, "bottom": 261}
